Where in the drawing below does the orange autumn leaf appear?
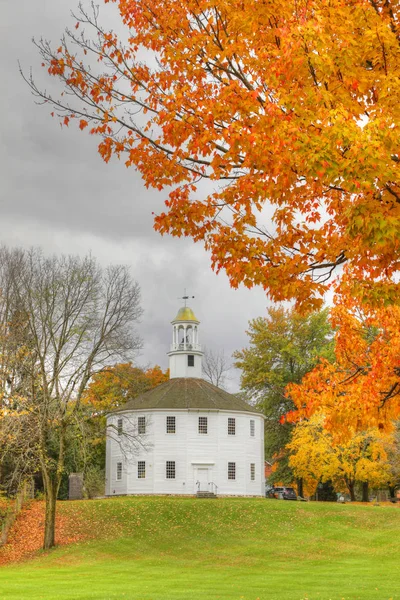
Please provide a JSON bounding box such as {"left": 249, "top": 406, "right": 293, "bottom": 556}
{"left": 287, "top": 280, "right": 400, "bottom": 435}
{"left": 32, "top": 0, "right": 400, "bottom": 311}
{"left": 82, "top": 362, "right": 169, "bottom": 413}
{"left": 29, "top": 0, "right": 400, "bottom": 429}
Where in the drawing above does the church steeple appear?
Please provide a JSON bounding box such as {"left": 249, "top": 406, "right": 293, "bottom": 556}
{"left": 168, "top": 302, "right": 203, "bottom": 379}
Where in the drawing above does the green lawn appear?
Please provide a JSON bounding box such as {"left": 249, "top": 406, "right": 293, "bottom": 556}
{"left": 0, "top": 496, "right": 399, "bottom": 600}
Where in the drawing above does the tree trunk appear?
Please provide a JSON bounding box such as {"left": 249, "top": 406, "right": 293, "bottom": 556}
{"left": 296, "top": 478, "right": 304, "bottom": 498}
{"left": 43, "top": 476, "right": 60, "bottom": 550}
{"left": 347, "top": 480, "right": 356, "bottom": 502}
{"left": 388, "top": 485, "right": 397, "bottom": 501}
{"left": 40, "top": 420, "right": 66, "bottom": 550}
{"left": 361, "top": 481, "right": 369, "bottom": 502}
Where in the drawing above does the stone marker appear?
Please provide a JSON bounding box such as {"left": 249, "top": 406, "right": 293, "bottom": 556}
{"left": 68, "top": 473, "right": 84, "bottom": 500}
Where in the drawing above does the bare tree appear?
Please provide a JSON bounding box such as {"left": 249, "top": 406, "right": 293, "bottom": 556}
{"left": 0, "top": 247, "right": 27, "bottom": 406}
{"left": 0, "top": 247, "right": 38, "bottom": 495}
{"left": 0, "top": 248, "right": 142, "bottom": 549}
{"left": 202, "top": 347, "right": 231, "bottom": 389}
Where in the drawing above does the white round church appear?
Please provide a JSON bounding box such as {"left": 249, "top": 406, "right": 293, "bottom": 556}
{"left": 105, "top": 305, "right": 265, "bottom": 497}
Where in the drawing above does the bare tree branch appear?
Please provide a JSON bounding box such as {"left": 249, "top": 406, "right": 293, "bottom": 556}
{"left": 202, "top": 347, "right": 231, "bottom": 389}
{"left": 0, "top": 247, "right": 143, "bottom": 549}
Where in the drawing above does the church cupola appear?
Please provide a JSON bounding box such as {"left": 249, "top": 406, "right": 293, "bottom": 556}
{"left": 168, "top": 298, "right": 203, "bottom": 379}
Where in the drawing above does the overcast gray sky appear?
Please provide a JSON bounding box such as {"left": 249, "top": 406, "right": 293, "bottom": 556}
{"left": 0, "top": 0, "right": 273, "bottom": 391}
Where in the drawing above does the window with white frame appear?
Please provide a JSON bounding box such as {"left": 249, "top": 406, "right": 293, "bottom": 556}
{"left": 228, "top": 417, "right": 236, "bottom": 435}
{"left": 116, "top": 462, "right": 122, "bottom": 480}
{"left": 250, "top": 463, "right": 255, "bottom": 481}
{"left": 117, "top": 418, "right": 123, "bottom": 435}
{"left": 250, "top": 420, "right": 255, "bottom": 437}
{"left": 188, "top": 355, "right": 195, "bottom": 367}
{"left": 198, "top": 416, "right": 208, "bottom": 434}
{"left": 138, "top": 461, "right": 146, "bottom": 479}
{"left": 166, "top": 416, "right": 176, "bottom": 433}
{"left": 228, "top": 462, "right": 236, "bottom": 480}
{"left": 138, "top": 416, "right": 146, "bottom": 435}
{"left": 166, "top": 461, "right": 176, "bottom": 479}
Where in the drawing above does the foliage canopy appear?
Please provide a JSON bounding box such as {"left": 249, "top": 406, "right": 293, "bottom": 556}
{"left": 288, "top": 290, "right": 400, "bottom": 431}
{"left": 26, "top": 0, "right": 400, "bottom": 427}
{"left": 82, "top": 362, "right": 169, "bottom": 413}
{"left": 288, "top": 414, "right": 391, "bottom": 499}
{"left": 234, "top": 306, "right": 333, "bottom": 481}
{"left": 28, "top": 0, "right": 400, "bottom": 311}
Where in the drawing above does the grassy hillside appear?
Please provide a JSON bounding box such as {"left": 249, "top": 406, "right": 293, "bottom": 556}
{"left": 0, "top": 496, "right": 399, "bottom": 600}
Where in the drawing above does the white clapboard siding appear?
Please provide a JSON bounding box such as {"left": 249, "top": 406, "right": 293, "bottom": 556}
{"left": 106, "top": 409, "right": 265, "bottom": 497}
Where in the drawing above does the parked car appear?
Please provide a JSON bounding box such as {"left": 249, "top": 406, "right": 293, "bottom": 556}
{"left": 269, "top": 486, "right": 297, "bottom": 500}
{"left": 265, "top": 484, "right": 275, "bottom": 498}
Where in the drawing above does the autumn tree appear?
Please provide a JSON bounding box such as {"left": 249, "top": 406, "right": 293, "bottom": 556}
{"left": 234, "top": 306, "right": 333, "bottom": 490}
{"left": 0, "top": 248, "right": 142, "bottom": 549}
{"left": 0, "top": 247, "right": 38, "bottom": 493}
{"left": 79, "top": 362, "right": 168, "bottom": 479}
{"left": 25, "top": 1, "right": 400, "bottom": 428}
{"left": 288, "top": 415, "right": 391, "bottom": 501}
{"left": 54, "top": 363, "right": 168, "bottom": 496}
{"left": 25, "top": 0, "right": 400, "bottom": 312}
{"left": 82, "top": 362, "right": 169, "bottom": 413}
{"left": 288, "top": 288, "right": 400, "bottom": 433}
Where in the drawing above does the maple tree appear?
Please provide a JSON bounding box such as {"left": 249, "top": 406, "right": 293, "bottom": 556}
{"left": 234, "top": 306, "right": 333, "bottom": 488}
{"left": 287, "top": 286, "right": 400, "bottom": 433}
{"left": 26, "top": 0, "right": 400, "bottom": 312}
{"left": 80, "top": 362, "right": 169, "bottom": 474}
{"left": 288, "top": 414, "right": 391, "bottom": 500}
{"left": 25, "top": 0, "right": 400, "bottom": 427}
{"left": 82, "top": 362, "right": 169, "bottom": 414}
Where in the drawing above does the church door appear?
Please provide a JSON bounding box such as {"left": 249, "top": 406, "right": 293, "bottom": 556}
{"left": 197, "top": 468, "right": 209, "bottom": 492}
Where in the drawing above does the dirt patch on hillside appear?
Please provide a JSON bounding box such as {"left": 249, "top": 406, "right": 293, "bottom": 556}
{"left": 0, "top": 501, "right": 85, "bottom": 565}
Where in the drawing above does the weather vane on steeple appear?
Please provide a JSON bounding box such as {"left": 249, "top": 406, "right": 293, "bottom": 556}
{"left": 178, "top": 288, "right": 195, "bottom": 307}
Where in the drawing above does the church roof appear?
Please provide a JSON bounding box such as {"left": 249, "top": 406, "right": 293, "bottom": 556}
{"left": 173, "top": 306, "right": 198, "bottom": 322}
{"left": 114, "top": 378, "right": 259, "bottom": 414}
